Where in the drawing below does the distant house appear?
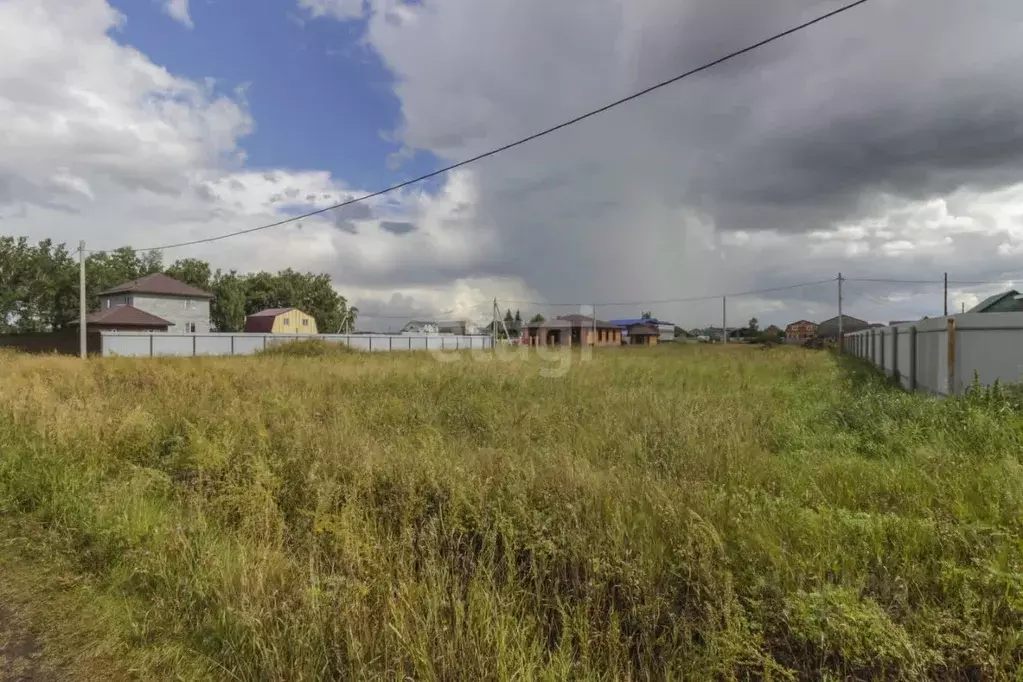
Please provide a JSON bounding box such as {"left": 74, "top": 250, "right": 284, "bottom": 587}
{"left": 967, "top": 290, "right": 1023, "bottom": 313}
{"left": 623, "top": 323, "right": 660, "bottom": 346}
{"left": 95, "top": 273, "right": 213, "bottom": 333}
{"left": 523, "top": 314, "right": 621, "bottom": 347}
{"left": 785, "top": 320, "right": 817, "bottom": 340}
{"left": 244, "top": 308, "right": 318, "bottom": 334}
{"left": 402, "top": 320, "right": 480, "bottom": 335}
{"left": 816, "top": 315, "right": 870, "bottom": 339}
{"left": 401, "top": 320, "right": 440, "bottom": 334}
{"left": 72, "top": 305, "right": 173, "bottom": 332}
{"left": 609, "top": 318, "right": 676, "bottom": 343}
{"left": 764, "top": 325, "right": 782, "bottom": 338}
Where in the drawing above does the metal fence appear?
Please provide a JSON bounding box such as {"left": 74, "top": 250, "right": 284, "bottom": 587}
{"left": 844, "top": 312, "right": 1023, "bottom": 395}
{"left": 100, "top": 332, "right": 493, "bottom": 358}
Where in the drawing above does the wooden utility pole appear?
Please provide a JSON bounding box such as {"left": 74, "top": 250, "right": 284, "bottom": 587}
{"left": 722, "top": 296, "right": 727, "bottom": 344}
{"left": 79, "top": 240, "right": 87, "bottom": 359}
{"left": 837, "top": 273, "right": 843, "bottom": 353}
{"left": 943, "top": 272, "right": 948, "bottom": 316}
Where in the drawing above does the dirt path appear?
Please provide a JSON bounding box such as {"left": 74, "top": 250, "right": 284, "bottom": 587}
{"left": 0, "top": 604, "right": 58, "bottom": 682}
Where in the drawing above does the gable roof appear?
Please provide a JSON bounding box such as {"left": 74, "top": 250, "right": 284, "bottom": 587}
{"left": 72, "top": 305, "right": 173, "bottom": 328}
{"left": 555, "top": 314, "right": 618, "bottom": 329}
{"left": 100, "top": 273, "right": 214, "bottom": 299}
{"left": 248, "top": 307, "right": 295, "bottom": 318}
{"left": 785, "top": 319, "right": 816, "bottom": 328}
{"left": 968, "top": 289, "right": 1022, "bottom": 313}
{"left": 608, "top": 318, "right": 675, "bottom": 327}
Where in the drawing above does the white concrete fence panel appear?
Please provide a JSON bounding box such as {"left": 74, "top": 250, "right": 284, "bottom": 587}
{"left": 844, "top": 312, "right": 1023, "bottom": 395}
{"left": 101, "top": 333, "right": 494, "bottom": 358}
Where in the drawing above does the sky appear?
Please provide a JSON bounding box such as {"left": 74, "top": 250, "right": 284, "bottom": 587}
{"left": 3, "top": 0, "right": 1023, "bottom": 332}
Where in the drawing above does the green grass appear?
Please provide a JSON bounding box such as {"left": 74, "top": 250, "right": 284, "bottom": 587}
{"left": 0, "top": 344, "right": 1022, "bottom": 680}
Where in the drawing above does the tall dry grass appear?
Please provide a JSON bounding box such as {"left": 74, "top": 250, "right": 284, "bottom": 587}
{"left": 0, "top": 344, "right": 1022, "bottom": 680}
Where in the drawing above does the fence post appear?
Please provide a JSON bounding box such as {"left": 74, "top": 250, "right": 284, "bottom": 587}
{"left": 193, "top": 334, "right": 197, "bottom": 357}
{"left": 231, "top": 335, "right": 235, "bottom": 355}
{"left": 369, "top": 336, "right": 373, "bottom": 352}
{"left": 946, "top": 317, "right": 957, "bottom": 395}
{"left": 892, "top": 326, "right": 898, "bottom": 382}
{"left": 909, "top": 326, "right": 917, "bottom": 391}
{"left": 150, "top": 333, "right": 154, "bottom": 357}
{"left": 389, "top": 336, "right": 393, "bottom": 351}
{"left": 880, "top": 329, "right": 885, "bottom": 371}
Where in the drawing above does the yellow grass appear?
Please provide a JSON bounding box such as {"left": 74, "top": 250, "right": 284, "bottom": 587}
{"left": 0, "top": 344, "right": 1022, "bottom": 680}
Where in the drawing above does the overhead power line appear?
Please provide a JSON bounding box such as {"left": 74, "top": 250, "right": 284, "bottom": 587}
{"left": 846, "top": 277, "right": 1020, "bottom": 286}
{"left": 498, "top": 277, "right": 837, "bottom": 308}
{"left": 100, "top": 0, "right": 873, "bottom": 255}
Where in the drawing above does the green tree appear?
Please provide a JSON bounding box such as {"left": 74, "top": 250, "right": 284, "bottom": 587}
{"left": 210, "top": 270, "right": 247, "bottom": 332}
{"left": 529, "top": 313, "right": 545, "bottom": 324}
{"left": 165, "top": 258, "right": 213, "bottom": 293}
{"left": 748, "top": 317, "right": 759, "bottom": 334}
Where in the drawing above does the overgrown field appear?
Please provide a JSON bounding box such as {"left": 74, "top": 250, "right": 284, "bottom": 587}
{"left": 1, "top": 344, "right": 1022, "bottom": 680}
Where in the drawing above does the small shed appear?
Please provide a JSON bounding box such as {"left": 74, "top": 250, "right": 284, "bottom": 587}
{"left": 244, "top": 308, "right": 318, "bottom": 334}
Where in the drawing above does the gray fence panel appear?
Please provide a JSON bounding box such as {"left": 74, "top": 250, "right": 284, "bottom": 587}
{"left": 102, "top": 335, "right": 152, "bottom": 357}
{"left": 101, "top": 332, "right": 492, "bottom": 357}
{"left": 152, "top": 335, "right": 195, "bottom": 357}
{"left": 194, "top": 335, "right": 234, "bottom": 356}
{"left": 955, "top": 313, "right": 1023, "bottom": 393}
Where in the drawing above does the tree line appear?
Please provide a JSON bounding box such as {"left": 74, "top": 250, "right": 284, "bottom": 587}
{"left": 0, "top": 237, "right": 357, "bottom": 334}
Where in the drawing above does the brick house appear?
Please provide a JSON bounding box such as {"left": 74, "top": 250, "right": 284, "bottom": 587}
{"left": 523, "top": 314, "right": 621, "bottom": 346}
{"left": 785, "top": 320, "right": 818, "bottom": 340}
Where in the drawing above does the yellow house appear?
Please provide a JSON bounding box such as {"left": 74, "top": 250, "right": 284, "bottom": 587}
{"left": 244, "top": 307, "right": 318, "bottom": 334}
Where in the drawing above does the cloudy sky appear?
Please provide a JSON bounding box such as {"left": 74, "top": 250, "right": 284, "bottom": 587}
{"left": 3, "top": 0, "right": 1023, "bottom": 331}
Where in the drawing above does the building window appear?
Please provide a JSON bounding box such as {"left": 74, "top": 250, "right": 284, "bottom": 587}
{"left": 283, "top": 318, "right": 290, "bottom": 326}
{"left": 302, "top": 318, "right": 308, "bottom": 326}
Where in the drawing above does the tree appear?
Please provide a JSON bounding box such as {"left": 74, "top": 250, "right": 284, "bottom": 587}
{"left": 514, "top": 310, "right": 522, "bottom": 324}
{"left": 165, "top": 258, "right": 213, "bottom": 293}
{"left": 748, "top": 317, "right": 759, "bottom": 334}
{"left": 529, "top": 313, "right": 545, "bottom": 324}
{"left": 0, "top": 237, "right": 360, "bottom": 337}
{"left": 641, "top": 310, "right": 653, "bottom": 319}
{"left": 210, "top": 270, "right": 247, "bottom": 332}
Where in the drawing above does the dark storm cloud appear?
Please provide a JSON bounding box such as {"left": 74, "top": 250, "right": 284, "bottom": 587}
{"left": 329, "top": 201, "right": 374, "bottom": 234}
{"left": 380, "top": 220, "right": 416, "bottom": 235}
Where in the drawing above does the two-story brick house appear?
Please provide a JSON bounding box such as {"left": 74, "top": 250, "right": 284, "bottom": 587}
{"left": 784, "top": 319, "right": 818, "bottom": 340}
{"left": 95, "top": 273, "right": 214, "bottom": 333}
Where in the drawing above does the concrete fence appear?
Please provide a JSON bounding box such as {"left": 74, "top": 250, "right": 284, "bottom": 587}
{"left": 100, "top": 332, "right": 493, "bottom": 358}
{"left": 844, "top": 312, "right": 1023, "bottom": 395}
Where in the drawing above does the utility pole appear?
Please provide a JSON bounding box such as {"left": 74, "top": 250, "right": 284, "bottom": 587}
{"left": 722, "top": 296, "right": 727, "bottom": 345}
{"left": 592, "top": 305, "right": 596, "bottom": 347}
{"left": 79, "top": 240, "right": 87, "bottom": 359}
{"left": 837, "top": 272, "right": 843, "bottom": 353}
{"left": 492, "top": 298, "right": 498, "bottom": 348}
{"left": 943, "top": 272, "right": 948, "bottom": 317}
